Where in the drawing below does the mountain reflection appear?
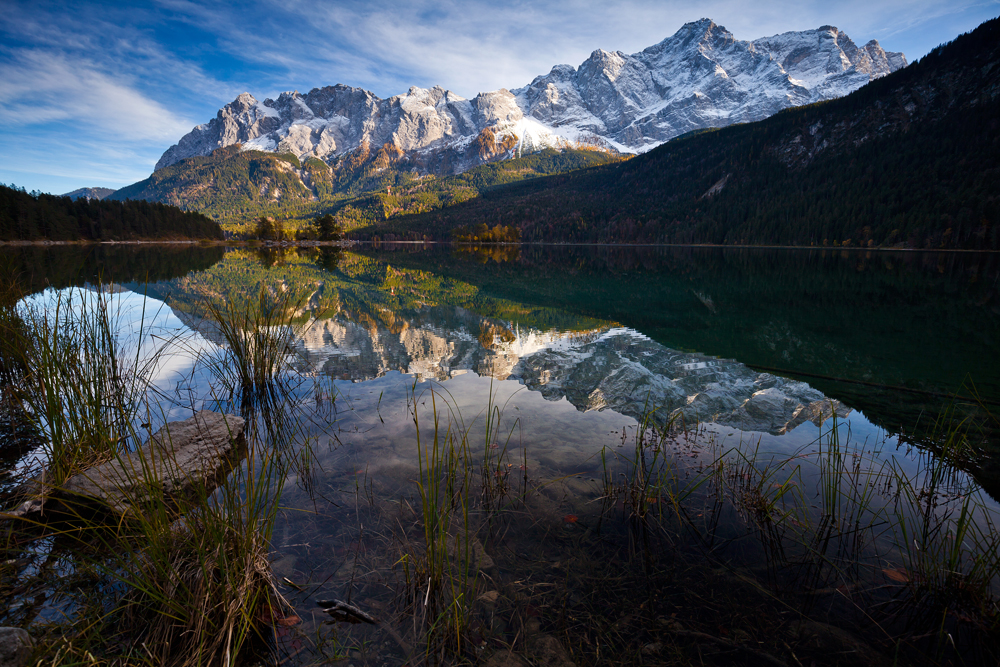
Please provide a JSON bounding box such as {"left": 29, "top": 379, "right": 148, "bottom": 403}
{"left": 293, "top": 306, "right": 850, "bottom": 436}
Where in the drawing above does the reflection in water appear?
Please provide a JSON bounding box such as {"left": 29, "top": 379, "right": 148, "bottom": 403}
{"left": 452, "top": 244, "right": 521, "bottom": 264}
{"left": 362, "top": 243, "right": 1000, "bottom": 438}
{"left": 290, "top": 309, "right": 850, "bottom": 437}
{"left": 149, "top": 248, "right": 852, "bottom": 437}
{"left": 0, "top": 244, "right": 225, "bottom": 296}
{"left": 4, "top": 244, "right": 1000, "bottom": 664}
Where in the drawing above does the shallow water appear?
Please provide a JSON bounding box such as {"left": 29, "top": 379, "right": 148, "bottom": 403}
{"left": 3, "top": 243, "right": 999, "bottom": 665}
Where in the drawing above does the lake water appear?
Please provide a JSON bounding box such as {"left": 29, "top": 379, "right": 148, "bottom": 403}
{"left": 2, "top": 243, "right": 999, "bottom": 665}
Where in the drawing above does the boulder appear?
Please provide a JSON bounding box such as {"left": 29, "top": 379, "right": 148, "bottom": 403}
{"left": 0, "top": 627, "right": 32, "bottom": 667}
{"left": 60, "top": 411, "right": 246, "bottom": 518}
{"left": 38, "top": 412, "right": 245, "bottom": 520}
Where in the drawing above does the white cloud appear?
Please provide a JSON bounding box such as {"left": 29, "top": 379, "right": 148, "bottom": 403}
{"left": 190, "top": 0, "right": 996, "bottom": 99}
{"left": 0, "top": 50, "right": 194, "bottom": 141}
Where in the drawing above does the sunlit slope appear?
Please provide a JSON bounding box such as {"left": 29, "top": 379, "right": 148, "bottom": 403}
{"left": 109, "top": 146, "right": 619, "bottom": 231}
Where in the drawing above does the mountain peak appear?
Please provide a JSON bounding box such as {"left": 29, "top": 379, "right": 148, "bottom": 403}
{"left": 154, "top": 20, "right": 906, "bottom": 172}
{"left": 61, "top": 187, "right": 114, "bottom": 201}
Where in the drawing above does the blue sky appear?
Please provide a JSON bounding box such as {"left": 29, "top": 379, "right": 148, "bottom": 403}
{"left": 1, "top": 0, "right": 997, "bottom": 194}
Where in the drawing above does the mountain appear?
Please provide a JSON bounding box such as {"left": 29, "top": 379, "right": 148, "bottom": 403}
{"left": 359, "top": 17, "right": 1000, "bottom": 250}
{"left": 154, "top": 20, "right": 904, "bottom": 174}
{"left": 60, "top": 187, "right": 115, "bottom": 201}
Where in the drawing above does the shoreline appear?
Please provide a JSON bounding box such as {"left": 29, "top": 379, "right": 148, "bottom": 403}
{"left": 0, "top": 238, "right": 996, "bottom": 254}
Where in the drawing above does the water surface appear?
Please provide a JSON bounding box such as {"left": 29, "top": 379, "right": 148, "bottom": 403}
{"left": 4, "top": 243, "right": 999, "bottom": 665}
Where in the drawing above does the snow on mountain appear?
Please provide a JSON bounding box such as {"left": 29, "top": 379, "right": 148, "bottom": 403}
{"left": 155, "top": 19, "right": 906, "bottom": 173}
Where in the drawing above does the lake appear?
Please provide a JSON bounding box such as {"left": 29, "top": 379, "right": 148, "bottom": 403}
{"left": 2, "top": 243, "right": 999, "bottom": 666}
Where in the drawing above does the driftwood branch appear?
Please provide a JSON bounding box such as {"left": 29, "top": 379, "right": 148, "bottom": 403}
{"left": 316, "top": 598, "right": 378, "bottom": 625}
{"left": 317, "top": 599, "right": 413, "bottom": 655}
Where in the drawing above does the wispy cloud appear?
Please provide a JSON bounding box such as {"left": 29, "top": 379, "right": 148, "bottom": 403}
{"left": 0, "top": 49, "right": 193, "bottom": 141}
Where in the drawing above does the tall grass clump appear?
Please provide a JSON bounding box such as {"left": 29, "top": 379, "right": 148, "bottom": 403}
{"left": 10, "top": 285, "right": 161, "bottom": 487}
{"left": 886, "top": 407, "right": 1000, "bottom": 656}
{"left": 99, "top": 413, "right": 294, "bottom": 666}
{"left": 0, "top": 278, "right": 299, "bottom": 666}
{"left": 478, "top": 381, "right": 522, "bottom": 518}
{"left": 600, "top": 402, "right": 692, "bottom": 525}
{"left": 408, "top": 389, "right": 476, "bottom": 662}
{"left": 390, "top": 380, "right": 529, "bottom": 664}
{"left": 202, "top": 285, "right": 307, "bottom": 403}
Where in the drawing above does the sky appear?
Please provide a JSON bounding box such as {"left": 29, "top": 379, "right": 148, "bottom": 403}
{"left": 1, "top": 0, "right": 997, "bottom": 195}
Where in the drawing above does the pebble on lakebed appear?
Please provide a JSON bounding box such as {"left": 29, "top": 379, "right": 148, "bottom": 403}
{"left": 0, "top": 628, "right": 32, "bottom": 667}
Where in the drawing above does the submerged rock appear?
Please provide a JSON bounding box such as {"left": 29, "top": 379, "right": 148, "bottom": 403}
{"left": 528, "top": 635, "right": 577, "bottom": 667}
{"left": 484, "top": 652, "right": 529, "bottom": 667}
{"left": 4, "top": 412, "right": 246, "bottom": 522}
{"left": 59, "top": 411, "right": 246, "bottom": 518}
{"left": 786, "top": 620, "right": 888, "bottom": 666}
{"left": 0, "top": 627, "right": 32, "bottom": 667}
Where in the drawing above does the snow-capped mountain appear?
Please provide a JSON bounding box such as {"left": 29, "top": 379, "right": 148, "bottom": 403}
{"left": 156, "top": 19, "right": 905, "bottom": 173}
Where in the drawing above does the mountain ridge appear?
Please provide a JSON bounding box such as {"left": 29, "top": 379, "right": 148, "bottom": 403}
{"left": 354, "top": 17, "right": 999, "bottom": 250}
{"left": 154, "top": 19, "right": 904, "bottom": 174}
{"left": 60, "top": 187, "right": 115, "bottom": 201}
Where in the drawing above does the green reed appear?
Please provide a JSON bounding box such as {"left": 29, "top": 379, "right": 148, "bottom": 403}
{"left": 0, "top": 279, "right": 297, "bottom": 666}
{"left": 10, "top": 285, "right": 160, "bottom": 487}
{"left": 479, "top": 380, "right": 521, "bottom": 517}
{"left": 103, "top": 409, "right": 293, "bottom": 667}
{"left": 593, "top": 398, "right": 999, "bottom": 662}
{"left": 409, "top": 386, "right": 477, "bottom": 663}
{"left": 202, "top": 285, "right": 306, "bottom": 400}
{"left": 600, "top": 400, "right": 692, "bottom": 524}
{"left": 885, "top": 407, "right": 1000, "bottom": 657}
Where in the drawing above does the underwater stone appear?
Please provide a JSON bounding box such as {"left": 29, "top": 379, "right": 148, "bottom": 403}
{"left": 0, "top": 627, "right": 32, "bottom": 667}
{"left": 484, "top": 652, "right": 529, "bottom": 667}
{"left": 57, "top": 411, "right": 246, "bottom": 519}
{"left": 528, "top": 635, "right": 577, "bottom": 667}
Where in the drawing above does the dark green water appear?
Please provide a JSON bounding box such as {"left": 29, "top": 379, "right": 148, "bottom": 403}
{"left": 361, "top": 244, "right": 1000, "bottom": 421}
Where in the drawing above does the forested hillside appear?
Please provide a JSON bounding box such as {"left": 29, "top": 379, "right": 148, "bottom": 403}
{"left": 109, "top": 144, "right": 620, "bottom": 232}
{"left": 356, "top": 18, "right": 1000, "bottom": 250}
{"left": 0, "top": 185, "right": 223, "bottom": 241}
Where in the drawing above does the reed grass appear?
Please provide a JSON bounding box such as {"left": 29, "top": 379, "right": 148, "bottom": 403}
{"left": 409, "top": 386, "right": 476, "bottom": 662}
{"left": 0, "top": 279, "right": 298, "bottom": 666}
{"left": 885, "top": 407, "right": 1000, "bottom": 658}
{"left": 201, "top": 285, "right": 307, "bottom": 402}
{"left": 103, "top": 415, "right": 293, "bottom": 666}
{"left": 11, "top": 286, "right": 161, "bottom": 488}
{"left": 590, "top": 399, "right": 1000, "bottom": 663}
{"left": 393, "top": 381, "right": 529, "bottom": 664}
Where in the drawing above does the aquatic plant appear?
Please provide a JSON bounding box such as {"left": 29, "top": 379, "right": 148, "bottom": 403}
{"left": 10, "top": 285, "right": 163, "bottom": 487}
{"left": 407, "top": 386, "right": 477, "bottom": 662}
{"left": 0, "top": 279, "right": 297, "bottom": 666}
{"left": 201, "top": 284, "right": 308, "bottom": 402}
{"left": 105, "top": 413, "right": 293, "bottom": 666}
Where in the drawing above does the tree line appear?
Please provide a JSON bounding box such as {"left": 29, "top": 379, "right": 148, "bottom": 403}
{"left": 0, "top": 184, "right": 223, "bottom": 241}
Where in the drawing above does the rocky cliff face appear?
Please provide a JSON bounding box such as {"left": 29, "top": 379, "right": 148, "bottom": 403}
{"left": 156, "top": 19, "right": 905, "bottom": 173}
